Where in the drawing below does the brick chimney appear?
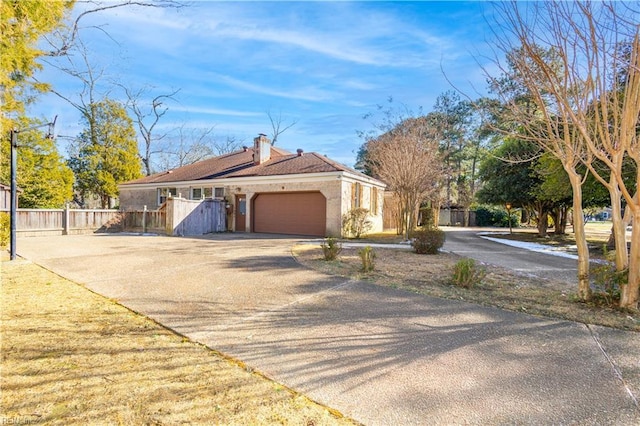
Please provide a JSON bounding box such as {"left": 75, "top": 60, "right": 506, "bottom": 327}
{"left": 253, "top": 133, "right": 271, "bottom": 165}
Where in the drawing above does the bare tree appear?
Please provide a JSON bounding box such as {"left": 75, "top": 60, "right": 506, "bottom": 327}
{"left": 489, "top": 1, "right": 640, "bottom": 307}
{"left": 267, "top": 109, "right": 298, "bottom": 146}
{"left": 123, "top": 86, "right": 180, "bottom": 176}
{"left": 43, "top": 39, "right": 105, "bottom": 126}
{"left": 43, "top": 0, "right": 185, "bottom": 57}
{"left": 155, "top": 125, "right": 217, "bottom": 171}
{"left": 212, "top": 135, "right": 244, "bottom": 156}
{"left": 152, "top": 128, "right": 243, "bottom": 172}
{"left": 37, "top": 0, "right": 187, "bottom": 181}
{"left": 366, "top": 116, "right": 446, "bottom": 240}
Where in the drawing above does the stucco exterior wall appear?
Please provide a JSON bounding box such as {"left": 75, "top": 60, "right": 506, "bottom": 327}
{"left": 340, "top": 180, "right": 384, "bottom": 236}
{"left": 119, "top": 173, "right": 385, "bottom": 237}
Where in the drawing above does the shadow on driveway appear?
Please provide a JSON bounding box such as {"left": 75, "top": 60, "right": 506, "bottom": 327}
{"left": 14, "top": 233, "right": 640, "bottom": 425}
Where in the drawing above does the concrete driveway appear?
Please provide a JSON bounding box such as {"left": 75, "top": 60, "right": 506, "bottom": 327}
{"left": 443, "top": 228, "right": 581, "bottom": 285}
{"left": 14, "top": 233, "right": 640, "bottom": 425}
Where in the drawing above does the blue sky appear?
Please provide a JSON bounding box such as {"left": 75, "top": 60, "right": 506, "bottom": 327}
{"left": 31, "top": 1, "right": 498, "bottom": 168}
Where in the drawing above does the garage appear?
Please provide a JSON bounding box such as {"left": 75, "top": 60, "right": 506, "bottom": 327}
{"left": 252, "top": 192, "right": 327, "bottom": 236}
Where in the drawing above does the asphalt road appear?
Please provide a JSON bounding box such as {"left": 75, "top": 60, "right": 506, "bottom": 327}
{"left": 11, "top": 233, "right": 640, "bottom": 425}
{"left": 443, "top": 228, "right": 580, "bottom": 286}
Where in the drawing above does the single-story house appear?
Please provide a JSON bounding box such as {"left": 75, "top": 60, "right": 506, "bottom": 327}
{"left": 118, "top": 134, "right": 386, "bottom": 237}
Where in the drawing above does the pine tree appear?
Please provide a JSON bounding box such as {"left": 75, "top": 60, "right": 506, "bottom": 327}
{"left": 69, "top": 99, "right": 142, "bottom": 208}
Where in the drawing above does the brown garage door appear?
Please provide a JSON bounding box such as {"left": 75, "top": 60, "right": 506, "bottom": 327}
{"left": 253, "top": 192, "right": 326, "bottom": 236}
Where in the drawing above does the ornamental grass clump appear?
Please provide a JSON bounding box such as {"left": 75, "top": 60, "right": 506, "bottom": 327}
{"left": 452, "top": 258, "right": 486, "bottom": 289}
{"left": 411, "top": 227, "right": 445, "bottom": 254}
{"left": 320, "top": 237, "right": 342, "bottom": 261}
{"left": 358, "top": 246, "right": 376, "bottom": 272}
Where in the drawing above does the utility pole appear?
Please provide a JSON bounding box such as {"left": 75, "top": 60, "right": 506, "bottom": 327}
{"left": 10, "top": 129, "right": 18, "bottom": 260}
{"left": 8, "top": 117, "right": 57, "bottom": 260}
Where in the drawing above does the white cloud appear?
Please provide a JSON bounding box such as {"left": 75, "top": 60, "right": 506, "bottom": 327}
{"left": 212, "top": 73, "right": 336, "bottom": 102}
{"left": 212, "top": 25, "right": 389, "bottom": 66}
{"left": 183, "top": 2, "right": 454, "bottom": 69}
{"left": 32, "top": 1, "right": 493, "bottom": 168}
{"left": 170, "top": 105, "right": 262, "bottom": 117}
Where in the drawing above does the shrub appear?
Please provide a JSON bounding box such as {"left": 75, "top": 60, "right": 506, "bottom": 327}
{"left": 474, "top": 205, "right": 518, "bottom": 228}
{"left": 0, "top": 212, "right": 9, "bottom": 249}
{"left": 419, "top": 206, "right": 435, "bottom": 228}
{"left": 320, "top": 237, "right": 342, "bottom": 261}
{"left": 342, "top": 208, "right": 373, "bottom": 239}
{"left": 358, "top": 246, "right": 376, "bottom": 272}
{"left": 452, "top": 258, "right": 486, "bottom": 288}
{"left": 474, "top": 206, "right": 493, "bottom": 227}
{"left": 411, "top": 228, "right": 445, "bottom": 254}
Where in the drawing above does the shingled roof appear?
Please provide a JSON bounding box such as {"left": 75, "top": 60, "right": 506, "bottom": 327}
{"left": 122, "top": 145, "right": 367, "bottom": 185}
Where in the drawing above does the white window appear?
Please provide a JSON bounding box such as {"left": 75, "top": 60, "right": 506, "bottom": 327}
{"left": 214, "top": 187, "right": 225, "bottom": 199}
{"left": 191, "top": 188, "right": 203, "bottom": 200}
{"left": 158, "top": 188, "right": 177, "bottom": 206}
{"left": 204, "top": 187, "right": 213, "bottom": 198}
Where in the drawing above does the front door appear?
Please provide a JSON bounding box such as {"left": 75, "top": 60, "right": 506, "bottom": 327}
{"left": 235, "top": 195, "right": 246, "bottom": 232}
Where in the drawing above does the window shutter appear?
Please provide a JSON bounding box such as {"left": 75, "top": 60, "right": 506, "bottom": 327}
{"left": 352, "top": 183, "right": 362, "bottom": 209}
{"left": 351, "top": 183, "right": 357, "bottom": 208}
{"left": 371, "top": 187, "right": 378, "bottom": 215}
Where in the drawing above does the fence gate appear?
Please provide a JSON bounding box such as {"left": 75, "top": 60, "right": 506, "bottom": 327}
{"left": 166, "top": 198, "right": 226, "bottom": 236}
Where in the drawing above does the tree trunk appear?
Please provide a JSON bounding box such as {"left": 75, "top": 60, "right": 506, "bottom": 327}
{"left": 400, "top": 192, "right": 416, "bottom": 241}
{"left": 537, "top": 213, "right": 548, "bottom": 237}
{"left": 535, "top": 203, "right": 548, "bottom": 237}
{"left": 553, "top": 207, "right": 567, "bottom": 235}
{"left": 559, "top": 206, "right": 568, "bottom": 234}
{"left": 620, "top": 210, "right": 640, "bottom": 310}
{"left": 608, "top": 185, "right": 629, "bottom": 272}
{"left": 393, "top": 195, "right": 403, "bottom": 236}
{"left": 432, "top": 199, "right": 441, "bottom": 228}
{"left": 568, "top": 171, "right": 592, "bottom": 301}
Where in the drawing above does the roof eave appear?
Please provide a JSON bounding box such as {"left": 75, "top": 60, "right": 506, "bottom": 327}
{"left": 119, "top": 170, "right": 386, "bottom": 190}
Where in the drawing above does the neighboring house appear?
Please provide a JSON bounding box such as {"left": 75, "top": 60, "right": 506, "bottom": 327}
{"left": 119, "top": 134, "right": 386, "bottom": 237}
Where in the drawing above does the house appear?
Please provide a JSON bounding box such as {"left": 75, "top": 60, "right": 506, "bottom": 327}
{"left": 118, "top": 134, "right": 386, "bottom": 237}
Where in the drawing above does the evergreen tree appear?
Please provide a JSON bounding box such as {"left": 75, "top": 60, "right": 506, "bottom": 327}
{"left": 0, "top": 1, "right": 74, "bottom": 133}
{"left": 69, "top": 99, "right": 142, "bottom": 208}
{"left": 0, "top": 118, "right": 73, "bottom": 208}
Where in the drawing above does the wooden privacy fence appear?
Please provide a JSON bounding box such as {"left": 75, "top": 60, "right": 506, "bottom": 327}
{"left": 439, "top": 208, "right": 476, "bottom": 227}
{"left": 0, "top": 208, "right": 121, "bottom": 236}
{"left": 2, "top": 198, "right": 227, "bottom": 237}
{"left": 121, "top": 207, "right": 166, "bottom": 234}
{"left": 165, "top": 198, "right": 226, "bottom": 236}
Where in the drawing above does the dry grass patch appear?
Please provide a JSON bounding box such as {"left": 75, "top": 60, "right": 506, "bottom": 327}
{"left": 0, "top": 259, "right": 356, "bottom": 426}
{"left": 292, "top": 245, "right": 640, "bottom": 332}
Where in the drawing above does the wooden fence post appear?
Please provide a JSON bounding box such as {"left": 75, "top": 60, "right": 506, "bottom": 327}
{"left": 165, "top": 198, "right": 174, "bottom": 236}
{"left": 63, "top": 204, "right": 70, "bottom": 235}
{"left": 142, "top": 205, "right": 147, "bottom": 234}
